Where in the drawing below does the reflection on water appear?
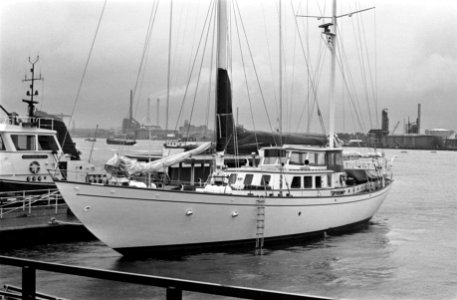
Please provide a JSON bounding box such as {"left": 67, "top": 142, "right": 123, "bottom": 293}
{"left": 1, "top": 145, "right": 456, "bottom": 300}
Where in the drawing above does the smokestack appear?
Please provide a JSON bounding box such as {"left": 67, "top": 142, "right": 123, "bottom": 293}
{"left": 382, "top": 108, "right": 389, "bottom": 134}
{"left": 417, "top": 103, "right": 421, "bottom": 134}
{"left": 129, "top": 90, "right": 133, "bottom": 121}
{"left": 147, "top": 97, "right": 151, "bottom": 124}
{"left": 157, "top": 98, "right": 160, "bottom": 127}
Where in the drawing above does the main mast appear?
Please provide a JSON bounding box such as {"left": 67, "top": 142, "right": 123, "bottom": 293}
{"left": 278, "top": 0, "right": 283, "bottom": 139}
{"left": 214, "top": 0, "right": 232, "bottom": 171}
{"left": 166, "top": 0, "right": 173, "bottom": 134}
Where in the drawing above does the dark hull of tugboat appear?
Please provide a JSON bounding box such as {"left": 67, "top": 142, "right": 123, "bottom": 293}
{"left": 0, "top": 178, "right": 56, "bottom": 193}
{"left": 106, "top": 138, "right": 137, "bottom": 146}
{"left": 114, "top": 217, "right": 372, "bottom": 257}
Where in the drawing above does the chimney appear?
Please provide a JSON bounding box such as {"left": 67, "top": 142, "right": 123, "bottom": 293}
{"left": 417, "top": 103, "right": 421, "bottom": 134}
{"left": 157, "top": 98, "right": 160, "bottom": 127}
{"left": 147, "top": 97, "right": 151, "bottom": 124}
{"left": 382, "top": 108, "right": 389, "bottom": 134}
{"left": 129, "top": 90, "right": 133, "bottom": 121}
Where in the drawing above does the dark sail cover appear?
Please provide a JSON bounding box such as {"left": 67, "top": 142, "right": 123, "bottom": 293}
{"left": 228, "top": 128, "right": 327, "bottom": 155}
{"left": 216, "top": 68, "right": 234, "bottom": 152}
{"left": 215, "top": 68, "right": 327, "bottom": 155}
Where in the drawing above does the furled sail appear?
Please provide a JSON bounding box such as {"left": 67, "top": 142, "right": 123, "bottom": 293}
{"left": 216, "top": 68, "right": 234, "bottom": 153}
{"left": 105, "top": 142, "right": 211, "bottom": 177}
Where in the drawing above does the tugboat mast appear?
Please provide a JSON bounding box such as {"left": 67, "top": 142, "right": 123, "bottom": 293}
{"left": 22, "top": 56, "right": 43, "bottom": 118}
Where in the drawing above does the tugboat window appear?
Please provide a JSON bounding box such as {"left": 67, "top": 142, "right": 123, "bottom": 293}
{"left": 304, "top": 176, "right": 313, "bottom": 188}
{"left": 38, "top": 135, "right": 59, "bottom": 151}
{"left": 0, "top": 135, "right": 5, "bottom": 151}
{"left": 315, "top": 176, "right": 322, "bottom": 188}
{"left": 11, "top": 134, "right": 36, "bottom": 151}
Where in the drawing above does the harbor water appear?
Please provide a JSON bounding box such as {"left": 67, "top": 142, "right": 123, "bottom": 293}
{"left": 1, "top": 138, "right": 456, "bottom": 299}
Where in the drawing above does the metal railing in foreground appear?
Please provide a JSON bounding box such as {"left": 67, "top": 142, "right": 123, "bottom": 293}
{"left": 0, "top": 255, "right": 333, "bottom": 300}
{"left": 0, "top": 189, "right": 64, "bottom": 219}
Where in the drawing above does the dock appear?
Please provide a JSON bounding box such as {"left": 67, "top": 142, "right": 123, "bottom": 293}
{"left": 0, "top": 189, "right": 94, "bottom": 247}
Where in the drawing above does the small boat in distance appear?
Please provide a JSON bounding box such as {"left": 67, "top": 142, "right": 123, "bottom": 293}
{"left": 106, "top": 135, "right": 136, "bottom": 145}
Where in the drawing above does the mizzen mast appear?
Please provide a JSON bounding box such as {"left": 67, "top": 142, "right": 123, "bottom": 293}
{"left": 297, "top": 1, "right": 375, "bottom": 148}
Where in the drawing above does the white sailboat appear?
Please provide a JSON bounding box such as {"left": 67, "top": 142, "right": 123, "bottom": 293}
{"left": 55, "top": 0, "right": 393, "bottom": 256}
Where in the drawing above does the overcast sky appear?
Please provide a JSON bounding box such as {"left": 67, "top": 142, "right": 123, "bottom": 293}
{"left": 1, "top": 0, "right": 456, "bottom": 134}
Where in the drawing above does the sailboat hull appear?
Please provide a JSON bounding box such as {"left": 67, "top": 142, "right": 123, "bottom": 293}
{"left": 56, "top": 180, "right": 391, "bottom": 256}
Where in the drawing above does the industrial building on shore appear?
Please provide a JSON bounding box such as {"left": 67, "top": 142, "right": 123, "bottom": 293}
{"left": 367, "top": 104, "right": 456, "bottom": 150}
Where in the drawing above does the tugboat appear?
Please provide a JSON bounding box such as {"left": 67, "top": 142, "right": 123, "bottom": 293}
{"left": 0, "top": 57, "right": 91, "bottom": 193}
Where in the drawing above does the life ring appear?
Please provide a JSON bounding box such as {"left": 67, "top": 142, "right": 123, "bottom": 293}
{"left": 29, "top": 161, "right": 40, "bottom": 174}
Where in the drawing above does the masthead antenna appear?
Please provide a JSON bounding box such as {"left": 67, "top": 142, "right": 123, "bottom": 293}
{"left": 22, "top": 55, "right": 44, "bottom": 118}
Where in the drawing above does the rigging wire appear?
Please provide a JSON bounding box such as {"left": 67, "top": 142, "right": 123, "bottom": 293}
{"left": 173, "top": 0, "right": 215, "bottom": 132}
{"left": 287, "top": 14, "right": 298, "bottom": 133}
{"left": 358, "top": 1, "right": 379, "bottom": 126}
{"left": 232, "top": 0, "right": 260, "bottom": 152}
{"left": 290, "top": 0, "right": 326, "bottom": 134}
{"left": 351, "top": 7, "right": 373, "bottom": 129}
{"left": 185, "top": 1, "right": 216, "bottom": 140}
{"left": 61, "top": 0, "right": 107, "bottom": 159}
{"left": 233, "top": 0, "right": 277, "bottom": 140}
{"left": 204, "top": 1, "right": 217, "bottom": 141}
{"left": 336, "top": 23, "right": 367, "bottom": 132}
{"left": 260, "top": 2, "right": 279, "bottom": 117}
{"left": 132, "top": 0, "right": 159, "bottom": 118}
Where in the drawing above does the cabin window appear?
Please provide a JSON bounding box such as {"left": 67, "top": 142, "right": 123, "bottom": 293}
{"left": 38, "top": 135, "right": 59, "bottom": 151}
{"left": 316, "top": 153, "right": 326, "bottom": 165}
{"left": 11, "top": 134, "right": 36, "bottom": 151}
{"left": 263, "top": 149, "right": 287, "bottom": 165}
{"left": 260, "top": 175, "right": 271, "bottom": 186}
{"left": 335, "top": 152, "right": 344, "bottom": 171}
{"left": 244, "top": 174, "right": 254, "bottom": 187}
{"left": 315, "top": 176, "right": 322, "bottom": 188}
{"left": 291, "top": 176, "right": 301, "bottom": 189}
{"left": 304, "top": 176, "right": 313, "bottom": 188}
{"left": 326, "top": 151, "right": 344, "bottom": 171}
{"left": 289, "top": 152, "right": 305, "bottom": 165}
{"left": 0, "top": 135, "right": 5, "bottom": 151}
{"left": 229, "top": 173, "right": 237, "bottom": 185}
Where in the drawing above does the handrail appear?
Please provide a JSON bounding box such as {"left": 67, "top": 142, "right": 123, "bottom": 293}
{"left": 0, "top": 188, "right": 59, "bottom": 197}
{"left": 0, "top": 255, "right": 333, "bottom": 300}
{"left": 0, "top": 190, "right": 64, "bottom": 218}
{"left": 0, "top": 115, "right": 56, "bottom": 130}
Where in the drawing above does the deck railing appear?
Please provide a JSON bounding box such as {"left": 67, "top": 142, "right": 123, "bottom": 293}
{"left": 0, "top": 115, "right": 56, "bottom": 130}
{"left": 0, "top": 189, "right": 64, "bottom": 219}
{"left": 0, "top": 256, "right": 333, "bottom": 300}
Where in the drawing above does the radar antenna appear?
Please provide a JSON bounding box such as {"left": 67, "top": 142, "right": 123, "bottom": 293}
{"left": 22, "top": 56, "right": 44, "bottom": 118}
